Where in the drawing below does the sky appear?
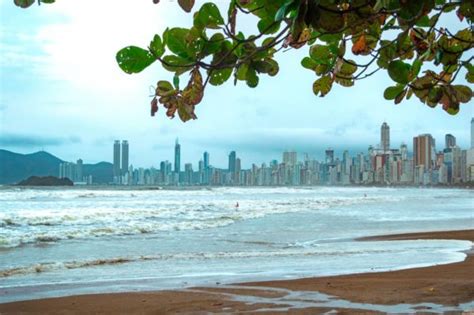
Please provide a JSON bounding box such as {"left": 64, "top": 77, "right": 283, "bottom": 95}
{"left": 0, "top": 0, "right": 473, "bottom": 169}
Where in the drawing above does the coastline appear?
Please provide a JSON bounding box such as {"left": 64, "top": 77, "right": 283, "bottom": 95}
{"left": 1, "top": 229, "right": 473, "bottom": 314}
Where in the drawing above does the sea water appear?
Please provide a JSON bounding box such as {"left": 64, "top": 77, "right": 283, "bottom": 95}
{"left": 0, "top": 186, "right": 473, "bottom": 303}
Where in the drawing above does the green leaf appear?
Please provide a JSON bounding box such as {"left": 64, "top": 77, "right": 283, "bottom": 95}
{"left": 116, "top": 46, "right": 156, "bottom": 74}
{"left": 384, "top": 85, "right": 405, "bottom": 100}
{"left": 453, "top": 85, "right": 472, "bottom": 103}
{"left": 173, "top": 74, "right": 180, "bottom": 89}
{"left": 309, "top": 45, "right": 331, "bottom": 64}
{"left": 209, "top": 68, "right": 232, "bottom": 86}
{"left": 236, "top": 63, "right": 249, "bottom": 81}
{"left": 313, "top": 75, "right": 333, "bottom": 97}
{"left": 150, "top": 35, "right": 165, "bottom": 58}
{"left": 246, "top": 68, "right": 259, "bottom": 88}
{"left": 301, "top": 57, "right": 318, "bottom": 70}
{"left": 166, "top": 28, "right": 190, "bottom": 58}
{"left": 411, "top": 59, "right": 422, "bottom": 78}
{"left": 196, "top": 3, "right": 224, "bottom": 29}
{"left": 162, "top": 55, "right": 193, "bottom": 75}
{"left": 178, "top": 0, "right": 195, "bottom": 12}
{"left": 156, "top": 81, "right": 175, "bottom": 97}
{"left": 257, "top": 18, "right": 280, "bottom": 35}
{"left": 387, "top": 60, "right": 411, "bottom": 84}
{"left": 275, "top": 1, "right": 294, "bottom": 21}
{"left": 14, "top": 0, "right": 35, "bottom": 8}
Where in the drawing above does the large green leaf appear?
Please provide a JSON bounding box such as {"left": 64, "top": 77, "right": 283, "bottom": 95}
{"left": 388, "top": 60, "right": 411, "bottom": 84}
{"left": 166, "top": 28, "right": 190, "bottom": 58}
{"left": 195, "top": 3, "right": 224, "bottom": 29}
{"left": 116, "top": 46, "right": 156, "bottom": 74}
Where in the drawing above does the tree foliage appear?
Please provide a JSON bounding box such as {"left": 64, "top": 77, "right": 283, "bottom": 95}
{"left": 15, "top": 0, "right": 474, "bottom": 121}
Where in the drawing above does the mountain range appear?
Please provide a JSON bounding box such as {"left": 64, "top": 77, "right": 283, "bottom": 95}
{"left": 0, "top": 149, "right": 113, "bottom": 184}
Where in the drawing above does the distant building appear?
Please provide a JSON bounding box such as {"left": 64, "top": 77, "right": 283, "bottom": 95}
{"left": 76, "top": 159, "right": 83, "bottom": 182}
{"left": 228, "top": 151, "right": 236, "bottom": 173}
{"left": 113, "top": 140, "right": 121, "bottom": 179}
{"left": 413, "top": 134, "right": 435, "bottom": 171}
{"left": 445, "top": 134, "right": 456, "bottom": 149}
{"left": 203, "top": 151, "right": 209, "bottom": 169}
{"left": 381, "top": 122, "right": 390, "bottom": 152}
{"left": 121, "top": 140, "right": 129, "bottom": 175}
{"left": 325, "top": 148, "right": 334, "bottom": 164}
{"left": 174, "top": 138, "right": 181, "bottom": 173}
{"left": 283, "top": 151, "right": 297, "bottom": 166}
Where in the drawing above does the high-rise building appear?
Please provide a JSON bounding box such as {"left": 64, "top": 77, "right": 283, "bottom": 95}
{"left": 325, "top": 148, "right": 334, "bottom": 164}
{"left": 400, "top": 143, "right": 408, "bottom": 160}
{"left": 283, "top": 151, "right": 297, "bottom": 166}
{"left": 121, "top": 140, "right": 129, "bottom": 175}
{"left": 381, "top": 122, "right": 390, "bottom": 152}
{"left": 413, "top": 134, "right": 435, "bottom": 171}
{"left": 113, "top": 140, "right": 121, "bottom": 178}
{"left": 76, "top": 159, "right": 83, "bottom": 182}
{"left": 228, "top": 151, "right": 236, "bottom": 173}
{"left": 203, "top": 151, "right": 209, "bottom": 169}
{"left": 174, "top": 138, "right": 181, "bottom": 173}
{"left": 445, "top": 134, "right": 456, "bottom": 149}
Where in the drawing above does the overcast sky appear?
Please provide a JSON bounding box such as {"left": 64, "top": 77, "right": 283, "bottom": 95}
{"left": 0, "top": 0, "right": 472, "bottom": 168}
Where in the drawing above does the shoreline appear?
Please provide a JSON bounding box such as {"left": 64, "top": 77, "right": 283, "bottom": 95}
{"left": 3, "top": 184, "right": 474, "bottom": 191}
{"left": 1, "top": 229, "right": 473, "bottom": 313}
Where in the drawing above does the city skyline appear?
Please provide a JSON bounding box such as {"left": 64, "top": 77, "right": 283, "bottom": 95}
{"left": 88, "top": 120, "right": 474, "bottom": 187}
{"left": 111, "top": 120, "right": 474, "bottom": 171}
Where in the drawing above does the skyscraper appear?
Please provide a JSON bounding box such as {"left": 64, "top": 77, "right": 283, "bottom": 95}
{"left": 76, "top": 159, "right": 83, "bottom": 182}
{"left": 121, "top": 140, "right": 129, "bottom": 175}
{"left": 445, "top": 134, "right": 456, "bottom": 149}
{"left": 113, "top": 140, "right": 121, "bottom": 178}
{"left": 203, "top": 151, "right": 209, "bottom": 169}
{"left": 325, "top": 148, "right": 334, "bottom": 164}
{"left": 283, "top": 151, "right": 297, "bottom": 165}
{"left": 228, "top": 151, "right": 236, "bottom": 173}
{"left": 381, "top": 122, "right": 390, "bottom": 152}
{"left": 413, "top": 134, "right": 435, "bottom": 170}
{"left": 174, "top": 138, "right": 181, "bottom": 173}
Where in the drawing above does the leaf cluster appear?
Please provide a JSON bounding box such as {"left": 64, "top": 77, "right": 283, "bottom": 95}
{"left": 15, "top": 0, "right": 473, "bottom": 121}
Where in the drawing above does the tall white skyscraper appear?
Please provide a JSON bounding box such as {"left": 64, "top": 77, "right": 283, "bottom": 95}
{"left": 381, "top": 122, "right": 390, "bottom": 152}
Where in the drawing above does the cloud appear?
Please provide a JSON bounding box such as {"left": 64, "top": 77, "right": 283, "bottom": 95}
{"left": 0, "top": 134, "right": 81, "bottom": 147}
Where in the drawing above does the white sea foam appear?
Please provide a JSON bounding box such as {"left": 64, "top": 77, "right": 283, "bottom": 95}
{"left": 0, "top": 188, "right": 411, "bottom": 248}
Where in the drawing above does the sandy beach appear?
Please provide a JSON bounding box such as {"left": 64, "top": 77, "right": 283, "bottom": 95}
{"left": 1, "top": 229, "right": 473, "bottom": 314}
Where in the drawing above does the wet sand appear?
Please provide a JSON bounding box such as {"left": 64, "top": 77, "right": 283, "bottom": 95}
{"left": 1, "top": 229, "right": 473, "bottom": 314}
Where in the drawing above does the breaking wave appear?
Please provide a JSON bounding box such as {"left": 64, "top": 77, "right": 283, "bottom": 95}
{"left": 0, "top": 193, "right": 402, "bottom": 248}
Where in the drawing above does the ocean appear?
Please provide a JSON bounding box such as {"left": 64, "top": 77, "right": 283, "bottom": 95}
{"left": 0, "top": 186, "right": 473, "bottom": 303}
